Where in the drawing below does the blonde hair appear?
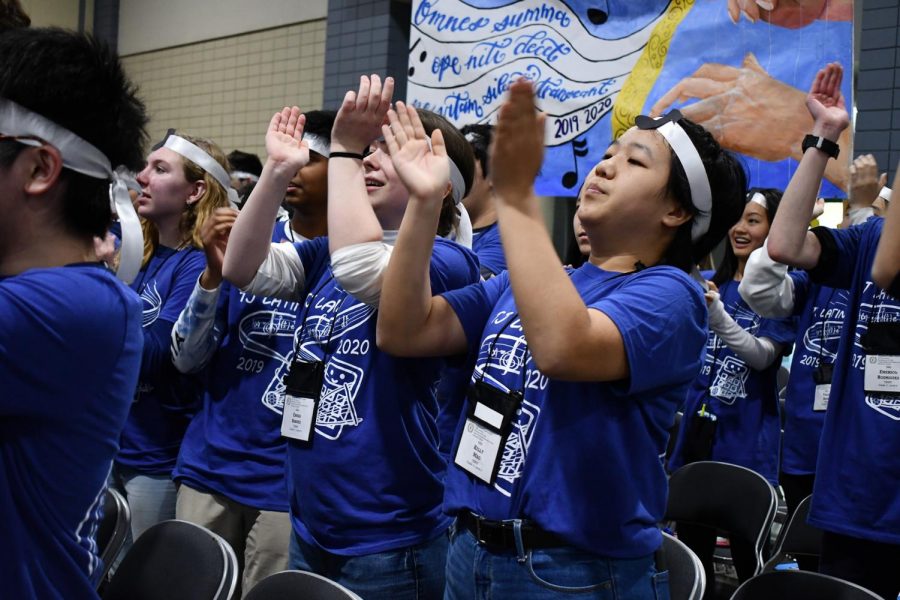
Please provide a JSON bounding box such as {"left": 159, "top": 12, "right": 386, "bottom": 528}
{"left": 142, "top": 135, "right": 231, "bottom": 265}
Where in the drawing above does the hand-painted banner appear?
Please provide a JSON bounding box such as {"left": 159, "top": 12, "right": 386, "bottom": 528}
{"left": 407, "top": 0, "right": 853, "bottom": 197}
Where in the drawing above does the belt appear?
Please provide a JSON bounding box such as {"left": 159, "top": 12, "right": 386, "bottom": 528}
{"left": 458, "top": 512, "right": 668, "bottom": 571}
{"left": 457, "top": 511, "right": 568, "bottom": 551}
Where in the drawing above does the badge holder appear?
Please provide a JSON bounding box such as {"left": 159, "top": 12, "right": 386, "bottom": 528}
{"left": 454, "top": 379, "right": 523, "bottom": 485}
{"left": 812, "top": 362, "right": 833, "bottom": 411}
{"left": 682, "top": 404, "right": 717, "bottom": 464}
{"left": 280, "top": 359, "right": 325, "bottom": 446}
{"left": 862, "top": 322, "right": 900, "bottom": 395}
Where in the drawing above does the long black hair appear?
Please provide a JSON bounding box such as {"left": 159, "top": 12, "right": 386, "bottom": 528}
{"left": 711, "top": 187, "right": 783, "bottom": 285}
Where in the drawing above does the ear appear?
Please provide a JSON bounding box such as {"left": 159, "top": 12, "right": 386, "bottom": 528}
{"left": 186, "top": 179, "right": 207, "bottom": 205}
{"left": 22, "top": 145, "right": 65, "bottom": 196}
{"left": 444, "top": 181, "right": 453, "bottom": 203}
{"left": 661, "top": 195, "right": 692, "bottom": 230}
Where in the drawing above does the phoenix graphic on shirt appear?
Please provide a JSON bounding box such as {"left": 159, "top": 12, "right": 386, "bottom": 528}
{"left": 140, "top": 281, "right": 162, "bottom": 328}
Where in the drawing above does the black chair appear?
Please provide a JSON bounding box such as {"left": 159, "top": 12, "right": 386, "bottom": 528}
{"left": 96, "top": 487, "right": 130, "bottom": 587}
{"left": 103, "top": 519, "right": 237, "bottom": 600}
{"left": 731, "top": 570, "right": 883, "bottom": 600}
{"left": 244, "top": 570, "right": 362, "bottom": 600}
{"left": 663, "top": 531, "right": 706, "bottom": 600}
{"left": 665, "top": 462, "right": 778, "bottom": 598}
{"left": 762, "top": 495, "right": 822, "bottom": 572}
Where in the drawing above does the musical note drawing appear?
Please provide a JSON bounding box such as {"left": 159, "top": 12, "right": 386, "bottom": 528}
{"left": 587, "top": 3, "right": 609, "bottom": 25}
{"left": 562, "top": 137, "right": 589, "bottom": 189}
{"left": 407, "top": 38, "right": 428, "bottom": 77}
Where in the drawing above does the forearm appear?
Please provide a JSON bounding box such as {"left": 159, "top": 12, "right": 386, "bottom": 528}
{"left": 708, "top": 298, "right": 781, "bottom": 370}
{"left": 872, "top": 169, "right": 900, "bottom": 289}
{"left": 822, "top": 129, "right": 851, "bottom": 192}
{"left": 376, "top": 196, "right": 441, "bottom": 355}
{"left": 171, "top": 278, "right": 221, "bottom": 373}
{"left": 738, "top": 243, "right": 796, "bottom": 318}
{"left": 496, "top": 197, "right": 623, "bottom": 380}
{"left": 768, "top": 147, "right": 828, "bottom": 268}
{"left": 223, "top": 159, "right": 293, "bottom": 287}
{"left": 327, "top": 155, "right": 382, "bottom": 254}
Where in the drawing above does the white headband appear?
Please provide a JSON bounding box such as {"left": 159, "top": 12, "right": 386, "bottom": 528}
{"left": 230, "top": 170, "right": 259, "bottom": 183}
{"left": 303, "top": 132, "right": 330, "bottom": 158}
{"left": 421, "top": 136, "right": 466, "bottom": 205}
{"left": 749, "top": 192, "right": 768, "bottom": 208}
{"left": 655, "top": 120, "right": 713, "bottom": 241}
{"left": 879, "top": 186, "right": 892, "bottom": 203}
{"left": 0, "top": 97, "right": 143, "bottom": 283}
{"left": 162, "top": 135, "right": 239, "bottom": 207}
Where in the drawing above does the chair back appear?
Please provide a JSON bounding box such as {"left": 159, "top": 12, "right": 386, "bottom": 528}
{"left": 244, "top": 570, "right": 363, "bottom": 600}
{"left": 96, "top": 487, "right": 130, "bottom": 586}
{"left": 102, "top": 519, "right": 237, "bottom": 600}
{"left": 662, "top": 531, "right": 705, "bottom": 600}
{"left": 665, "top": 461, "right": 778, "bottom": 578}
{"left": 762, "top": 495, "right": 822, "bottom": 572}
{"left": 731, "top": 570, "right": 883, "bottom": 600}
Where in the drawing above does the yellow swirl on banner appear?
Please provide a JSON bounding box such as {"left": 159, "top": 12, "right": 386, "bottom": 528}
{"left": 611, "top": 0, "right": 694, "bottom": 139}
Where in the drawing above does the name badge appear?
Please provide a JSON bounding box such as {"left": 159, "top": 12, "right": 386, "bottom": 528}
{"left": 454, "top": 416, "right": 503, "bottom": 484}
{"left": 813, "top": 384, "right": 830, "bottom": 411}
{"left": 864, "top": 355, "right": 900, "bottom": 393}
{"left": 281, "top": 394, "right": 317, "bottom": 441}
{"left": 453, "top": 380, "right": 523, "bottom": 485}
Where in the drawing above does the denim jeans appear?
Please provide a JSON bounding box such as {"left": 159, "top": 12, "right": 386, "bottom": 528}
{"left": 289, "top": 528, "right": 449, "bottom": 600}
{"left": 109, "top": 464, "right": 177, "bottom": 573}
{"left": 444, "top": 523, "right": 669, "bottom": 600}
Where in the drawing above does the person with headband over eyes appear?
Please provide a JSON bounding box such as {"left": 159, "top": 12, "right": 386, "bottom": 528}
{"left": 169, "top": 110, "right": 335, "bottom": 595}
{"left": 222, "top": 75, "right": 479, "bottom": 598}
{"left": 0, "top": 27, "right": 148, "bottom": 598}
{"left": 111, "top": 128, "right": 233, "bottom": 547}
{"left": 376, "top": 79, "right": 746, "bottom": 598}
{"left": 460, "top": 123, "right": 506, "bottom": 279}
{"left": 767, "top": 63, "right": 900, "bottom": 600}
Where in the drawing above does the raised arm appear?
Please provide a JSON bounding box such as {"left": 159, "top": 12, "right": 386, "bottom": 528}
{"left": 768, "top": 63, "right": 849, "bottom": 269}
{"left": 872, "top": 166, "right": 900, "bottom": 291}
{"left": 375, "top": 101, "right": 468, "bottom": 356}
{"left": 490, "top": 80, "right": 626, "bottom": 381}
{"left": 327, "top": 74, "right": 394, "bottom": 254}
{"left": 223, "top": 107, "right": 308, "bottom": 287}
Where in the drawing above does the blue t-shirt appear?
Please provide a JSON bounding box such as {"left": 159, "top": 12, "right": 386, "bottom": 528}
{"left": 442, "top": 264, "right": 707, "bottom": 558}
{"left": 0, "top": 264, "right": 143, "bottom": 598}
{"left": 671, "top": 277, "right": 795, "bottom": 485}
{"left": 173, "top": 227, "right": 300, "bottom": 511}
{"left": 472, "top": 222, "right": 506, "bottom": 278}
{"left": 807, "top": 218, "right": 900, "bottom": 545}
{"left": 287, "top": 237, "right": 480, "bottom": 555}
{"left": 117, "top": 246, "right": 206, "bottom": 475}
{"left": 780, "top": 272, "right": 849, "bottom": 476}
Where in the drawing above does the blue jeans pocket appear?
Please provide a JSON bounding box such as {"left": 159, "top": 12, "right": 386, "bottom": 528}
{"left": 652, "top": 570, "right": 670, "bottom": 600}
{"left": 523, "top": 549, "right": 615, "bottom": 595}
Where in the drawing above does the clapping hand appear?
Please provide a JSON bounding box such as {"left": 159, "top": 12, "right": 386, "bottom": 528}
{"left": 806, "top": 62, "right": 849, "bottom": 141}
{"left": 332, "top": 74, "right": 394, "bottom": 154}
{"left": 265, "top": 106, "right": 309, "bottom": 176}
{"left": 490, "top": 78, "right": 546, "bottom": 206}
{"left": 382, "top": 101, "right": 450, "bottom": 203}
{"left": 199, "top": 207, "right": 239, "bottom": 288}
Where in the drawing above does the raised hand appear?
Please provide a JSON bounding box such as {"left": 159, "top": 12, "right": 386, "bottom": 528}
{"left": 332, "top": 74, "right": 394, "bottom": 153}
{"left": 199, "top": 207, "right": 239, "bottom": 288}
{"left": 382, "top": 101, "right": 449, "bottom": 203}
{"left": 265, "top": 106, "right": 309, "bottom": 175}
{"left": 849, "top": 154, "right": 887, "bottom": 209}
{"left": 490, "top": 78, "right": 546, "bottom": 204}
{"left": 806, "top": 62, "right": 849, "bottom": 140}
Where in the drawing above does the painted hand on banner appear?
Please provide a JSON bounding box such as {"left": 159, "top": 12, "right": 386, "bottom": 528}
{"left": 727, "top": 0, "right": 852, "bottom": 29}
{"left": 382, "top": 101, "right": 450, "bottom": 203}
{"left": 199, "top": 207, "right": 239, "bottom": 288}
{"left": 652, "top": 53, "right": 808, "bottom": 163}
{"left": 265, "top": 106, "right": 309, "bottom": 175}
{"left": 332, "top": 74, "right": 394, "bottom": 154}
{"left": 490, "top": 79, "right": 546, "bottom": 204}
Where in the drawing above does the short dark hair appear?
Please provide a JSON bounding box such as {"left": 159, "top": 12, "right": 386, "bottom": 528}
{"left": 226, "top": 149, "right": 262, "bottom": 176}
{"left": 0, "top": 27, "right": 148, "bottom": 238}
{"left": 0, "top": 0, "right": 30, "bottom": 29}
{"left": 303, "top": 109, "right": 337, "bottom": 143}
{"left": 662, "top": 118, "right": 747, "bottom": 273}
{"left": 460, "top": 123, "right": 493, "bottom": 179}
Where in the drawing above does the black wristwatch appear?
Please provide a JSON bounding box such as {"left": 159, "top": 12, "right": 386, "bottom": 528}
{"left": 802, "top": 134, "right": 840, "bottom": 159}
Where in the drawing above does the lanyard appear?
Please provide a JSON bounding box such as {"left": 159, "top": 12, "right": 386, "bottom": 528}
{"left": 295, "top": 273, "right": 349, "bottom": 360}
